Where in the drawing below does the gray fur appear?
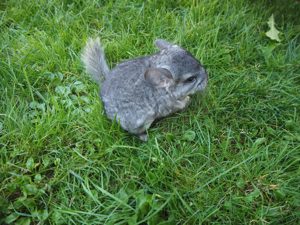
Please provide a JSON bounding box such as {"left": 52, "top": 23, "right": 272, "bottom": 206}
{"left": 81, "top": 38, "right": 109, "bottom": 83}
{"left": 82, "top": 38, "right": 208, "bottom": 141}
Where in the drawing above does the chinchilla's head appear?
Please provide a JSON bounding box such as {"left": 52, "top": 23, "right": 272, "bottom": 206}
{"left": 148, "top": 39, "right": 208, "bottom": 99}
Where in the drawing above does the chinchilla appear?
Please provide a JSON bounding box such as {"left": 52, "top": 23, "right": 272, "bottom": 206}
{"left": 81, "top": 38, "right": 208, "bottom": 141}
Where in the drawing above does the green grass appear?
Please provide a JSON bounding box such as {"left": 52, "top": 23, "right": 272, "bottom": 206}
{"left": 1, "top": 0, "right": 300, "bottom": 224}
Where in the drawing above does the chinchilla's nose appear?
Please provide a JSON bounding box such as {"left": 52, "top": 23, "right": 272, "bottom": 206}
{"left": 200, "top": 67, "right": 208, "bottom": 83}
{"left": 197, "top": 67, "right": 208, "bottom": 90}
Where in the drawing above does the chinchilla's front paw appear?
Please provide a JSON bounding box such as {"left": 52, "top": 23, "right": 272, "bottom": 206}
{"left": 182, "top": 96, "right": 191, "bottom": 107}
{"left": 176, "top": 96, "right": 191, "bottom": 110}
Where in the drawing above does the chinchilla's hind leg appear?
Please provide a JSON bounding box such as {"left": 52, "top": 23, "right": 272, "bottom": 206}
{"left": 137, "top": 133, "right": 148, "bottom": 142}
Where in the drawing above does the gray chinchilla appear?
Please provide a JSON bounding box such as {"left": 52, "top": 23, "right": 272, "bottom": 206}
{"left": 81, "top": 38, "right": 208, "bottom": 141}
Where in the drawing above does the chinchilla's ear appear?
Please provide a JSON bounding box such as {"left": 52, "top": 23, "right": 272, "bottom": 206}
{"left": 154, "top": 39, "right": 173, "bottom": 50}
{"left": 144, "top": 68, "right": 174, "bottom": 88}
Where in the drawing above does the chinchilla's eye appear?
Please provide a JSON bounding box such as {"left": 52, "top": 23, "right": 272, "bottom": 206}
{"left": 185, "top": 76, "right": 197, "bottom": 83}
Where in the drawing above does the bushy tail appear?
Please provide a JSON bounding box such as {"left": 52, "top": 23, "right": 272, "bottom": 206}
{"left": 81, "top": 38, "right": 109, "bottom": 84}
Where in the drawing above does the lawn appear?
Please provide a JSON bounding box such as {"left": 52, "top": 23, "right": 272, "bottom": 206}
{"left": 0, "top": 0, "right": 299, "bottom": 224}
